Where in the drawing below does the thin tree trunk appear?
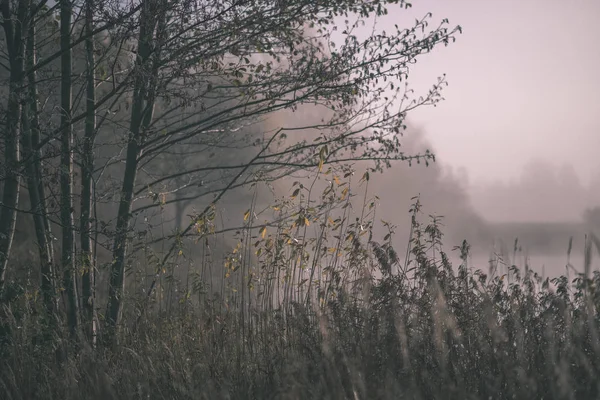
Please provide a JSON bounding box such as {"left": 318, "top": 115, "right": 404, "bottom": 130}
{"left": 80, "top": 0, "right": 97, "bottom": 345}
{"left": 0, "top": 0, "right": 29, "bottom": 297}
{"left": 106, "top": 0, "right": 162, "bottom": 333}
{"left": 60, "top": 0, "right": 79, "bottom": 337}
{"left": 22, "top": 21, "right": 57, "bottom": 316}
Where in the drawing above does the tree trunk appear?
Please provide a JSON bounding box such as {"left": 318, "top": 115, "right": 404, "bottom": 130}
{"left": 22, "top": 21, "right": 57, "bottom": 316}
{"left": 106, "top": 0, "right": 161, "bottom": 333}
{"left": 60, "top": 0, "right": 79, "bottom": 337}
{"left": 0, "top": 0, "right": 29, "bottom": 297}
{"left": 80, "top": 0, "right": 97, "bottom": 345}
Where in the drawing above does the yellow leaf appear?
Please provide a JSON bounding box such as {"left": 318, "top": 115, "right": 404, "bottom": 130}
{"left": 334, "top": 175, "right": 341, "bottom": 185}
{"left": 340, "top": 187, "right": 349, "bottom": 201}
{"left": 304, "top": 217, "right": 310, "bottom": 226}
{"left": 260, "top": 226, "right": 267, "bottom": 238}
{"left": 244, "top": 209, "right": 250, "bottom": 221}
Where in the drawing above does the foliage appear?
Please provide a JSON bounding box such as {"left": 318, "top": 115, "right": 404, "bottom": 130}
{"left": 4, "top": 1, "right": 596, "bottom": 398}
{"left": 1, "top": 178, "right": 599, "bottom": 399}
{"left": 0, "top": 0, "right": 460, "bottom": 334}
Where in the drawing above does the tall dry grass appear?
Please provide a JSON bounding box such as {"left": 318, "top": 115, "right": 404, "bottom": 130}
{"left": 0, "top": 168, "right": 599, "bottom": 400}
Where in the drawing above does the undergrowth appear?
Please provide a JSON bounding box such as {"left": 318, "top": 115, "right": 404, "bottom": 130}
{"left": 1, "top": 177, "right": 599, "bottom": 400}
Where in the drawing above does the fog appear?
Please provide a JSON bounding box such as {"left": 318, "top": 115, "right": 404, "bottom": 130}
{"left": 342, "top": 0, "right": 600, "bottom": 277}
{"left": 364, "top": 0, "right": 600, "bottom": 184}
{"left": 470, "top": 160, "right": 600, "bottom": 223}
{"left": 5, "top": 0, "right": 600, "bottom": 293}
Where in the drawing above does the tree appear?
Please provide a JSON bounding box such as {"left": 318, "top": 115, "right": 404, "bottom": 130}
{"left": 101, "top": 0, "right": 459, "bottom": 332}
{"left": 0, "top": 0, "right": 141, "bottom": 338}
{"left": 0, "top": 0, "right": 29, "bottom": 297}
{"left": 60, "top": 0, "right": 80, "bottom": 337}
{"left": 0, "top": 0, "right": 460, "bottom": 342}
{"left": 21, "top": 2, "right": 57, "bottom": 317}
{"left": 80, "top": 0, "right": 98, "bottom": 343}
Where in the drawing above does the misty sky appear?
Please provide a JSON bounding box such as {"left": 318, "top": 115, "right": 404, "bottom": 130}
{"left": 364, "top": 0, "right": 600, "bottom": 186}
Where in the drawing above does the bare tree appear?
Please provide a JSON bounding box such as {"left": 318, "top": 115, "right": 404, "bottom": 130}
{"left": 101, "top": 0, "right": 459, "bottom": 331}
{"left": 80, "top": 0, "right": 98, "bottom": 344}
{"left": 106, "top": 0, "right": 166, "bottom": 332}
{"left": 0, "top": 0, "right": 30, "bottom": 296}
{"left": 22, "top": 12, "right": 58, "bottom": 316}
{"left": 0, "top": 0, "right": 460, "bottom": 344}
{"left": 59, "top": 0, "right": 79, "bottom": 336}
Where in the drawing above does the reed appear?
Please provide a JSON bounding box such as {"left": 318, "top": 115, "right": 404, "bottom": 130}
{"left": 1, "top": 173, "right": 598, "bottom": 400}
